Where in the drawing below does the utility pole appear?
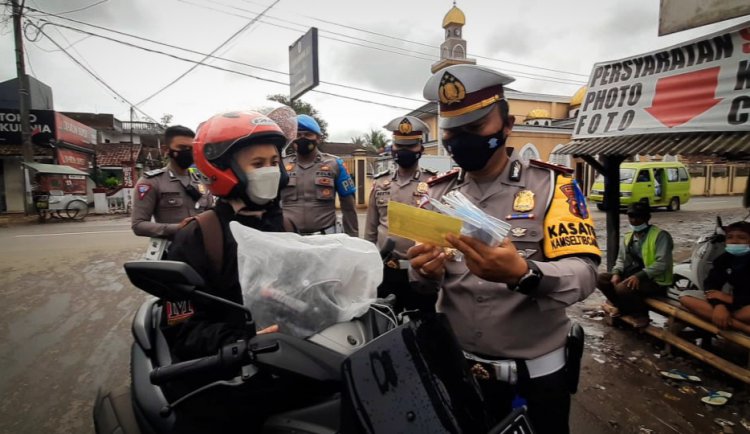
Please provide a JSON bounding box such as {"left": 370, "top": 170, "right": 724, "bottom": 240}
{"left": 12, "top": 0, "right": 34, "bottom": 215}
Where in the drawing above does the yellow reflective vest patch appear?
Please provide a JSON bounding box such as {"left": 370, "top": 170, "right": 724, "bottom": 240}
{"left": 543, "top": 175, "right": 601, "bottom": 259}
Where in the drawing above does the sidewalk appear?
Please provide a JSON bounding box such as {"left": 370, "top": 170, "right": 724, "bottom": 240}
{"left": 0, "top": 211, "right": 129, "bottom": 228}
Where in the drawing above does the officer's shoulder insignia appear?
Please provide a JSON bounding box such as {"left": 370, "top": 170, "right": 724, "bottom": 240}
{"left": 509, "top": 160, "right": 522, "bottom": 182}
{"left": 373, "top": 169, "right": 391, "bottom": 179}
{"left": 144, "top": 168, "right": 165, "bottom": 178}
{"left": 427, "top": 168, "right": 460, "bottom": 186}
{"left": 422, "top": 167, "right": 438, "bottom": 176}
{"left": 529, "top": 159, "right": 574, "bottom": 175}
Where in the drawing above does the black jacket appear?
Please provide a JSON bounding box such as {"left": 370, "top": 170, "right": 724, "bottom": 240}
{"left": 704, "top": 252, "right": 750, "bottom": 309}
{"left": 167, "top": 199, "right": 286, "bottom": 361}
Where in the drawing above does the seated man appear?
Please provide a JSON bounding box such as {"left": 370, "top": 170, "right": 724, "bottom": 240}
{"left": 597, "top": 202, "right": 674, "bottom": 327}
{"left": 680, "top": 221, "right": 750, "bottom": 335}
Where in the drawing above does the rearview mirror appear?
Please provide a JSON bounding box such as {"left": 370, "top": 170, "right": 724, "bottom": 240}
{"left": 124, "top": 260, "right": 205, "bottom": 300}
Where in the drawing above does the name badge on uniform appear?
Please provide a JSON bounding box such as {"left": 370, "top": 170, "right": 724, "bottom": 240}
{"left": 513, "top": 190, "right": 535, "bottom": 212}
{"left": 509, "top": 160, "right": 522, "bottom": 182}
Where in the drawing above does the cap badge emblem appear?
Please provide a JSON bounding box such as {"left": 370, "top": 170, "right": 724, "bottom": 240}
{"left": 439, "top": 71, "right": 466, "bottom": 105}
{"left": 398, "top": 118, "right": 413, "bottom": 134}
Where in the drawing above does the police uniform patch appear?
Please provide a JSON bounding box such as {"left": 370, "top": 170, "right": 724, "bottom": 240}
{"left": 137, "top": 183, "right": 151, "bottom": 200}
{"left": 543, "top": 175, "right": 601, "bottom": 259}
{"left": 513, "top": 190, "right": 535, "bottom": 212}
{"left": 197, "top": 183, "right": 206, "bottom": 194}
{"left": 511, "top": 227, "right": 527, "bottom": 237}
{"left": 315, "top": 177, "right": 334, "bottom": 187}
{"left": 559, "top": 182, "right": 589, "bottom": 219}
{"left": 383, "top": 180, "right": 391, "bottom": 189}
{"left": 509, "top": 160, "right": 522, "bottom": 182}
{"left": 285, "top": 163, "right": 294, "bottom": 172}
{"left": 320, "top": 188, "right": 333, "bottom": 199}
{"left": 321, "top": 165, "right": 331, "bottom": 171}
{"left": 417, "top": 182, "right": 429, "bottom": 194}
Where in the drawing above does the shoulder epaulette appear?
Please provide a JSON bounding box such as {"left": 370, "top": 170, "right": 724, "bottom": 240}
{"left": 529, "top": 159, "right": 574, "bottom": 175}
{"left": 422, "top": 167, "right": 438, "bottom": 175}
{"left": 144, "top": 168, "right": 165, "bottom": 178}
{"left": 426, "top": 168, "right": 460, "bottom": 186}
{"left": 373, "top": 169, "right": 391, "bottom": 179}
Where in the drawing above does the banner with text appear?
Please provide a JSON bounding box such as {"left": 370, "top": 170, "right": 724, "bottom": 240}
{"left": 574, "top": 21, "right": 750, "bottom": 139}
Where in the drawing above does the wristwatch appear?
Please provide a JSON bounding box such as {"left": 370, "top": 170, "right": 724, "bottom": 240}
{"left": 510, "top": 260, "right": 543, "bottom": 295}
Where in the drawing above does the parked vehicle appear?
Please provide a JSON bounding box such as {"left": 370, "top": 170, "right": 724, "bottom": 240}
{"left": 670, "top": 177, "right": 750, "bottom": 296}
{"left": 589, "top": 162, "right": 691, "bottom": 211}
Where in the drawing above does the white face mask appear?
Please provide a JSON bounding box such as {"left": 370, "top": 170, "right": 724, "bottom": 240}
{"left": 244, "top": 166, "right": 281, "bottom": 205}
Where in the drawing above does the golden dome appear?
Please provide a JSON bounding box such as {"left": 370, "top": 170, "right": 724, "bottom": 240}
{"left": 442, "top": 5, "right": 466, "bottom": 28}
{"left": 570, "top": 86, "right": 588, "bottom": 108}
{"left": 526, "top": 108, "right": 551, "bottom": 120}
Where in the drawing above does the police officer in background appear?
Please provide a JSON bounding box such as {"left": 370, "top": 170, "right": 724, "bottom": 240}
{"left": 281, "top": 115, "right": 358, "bottom": 236}
{"left": 365, "top": 116, "right": 437, "bottom": 312}
{"left": 407, "top": 65, "right": 600, "bottom": 434}
{"left": 131, "top": 125, "right": 213, "bottom": 239}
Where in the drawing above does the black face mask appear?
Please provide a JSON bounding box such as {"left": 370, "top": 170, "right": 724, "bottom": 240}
{"left": 443, "top": 130, "right": 506, "bottom": 172}
{"left": 393, "top": 149, "right": 421, "bottom": 168}
{"left": 169, "top": 149, "right": 194, "bottom": 169}
{"left": 295, "top": 138, "right": 317, "bottom": 155}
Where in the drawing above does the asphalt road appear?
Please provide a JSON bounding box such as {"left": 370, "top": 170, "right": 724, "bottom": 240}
{"left": 0, "top": 195, "right": 746, "bottom": 433}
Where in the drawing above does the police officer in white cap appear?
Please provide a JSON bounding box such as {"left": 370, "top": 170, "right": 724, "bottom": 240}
{"left": 407, "top": 64, "right": 601, "bottom": 434}
{"left": 365, "top": 116, "right": 437, "bottom": 313}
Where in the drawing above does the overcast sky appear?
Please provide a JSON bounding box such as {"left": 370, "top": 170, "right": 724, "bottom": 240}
{"left": 1, "top": 0, "right": 748, "bottom": 142}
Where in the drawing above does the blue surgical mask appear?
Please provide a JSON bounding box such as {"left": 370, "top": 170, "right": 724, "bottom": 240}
{"left": 725, "top": 244, "right": 750, "bottom": 256}
{"left": 630, "top": 223, "right": 649, "bottom": 232}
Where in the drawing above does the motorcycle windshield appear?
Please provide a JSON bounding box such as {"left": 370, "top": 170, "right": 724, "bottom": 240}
{"left": 340, "top": 314, "right": 491, "bottom": 434}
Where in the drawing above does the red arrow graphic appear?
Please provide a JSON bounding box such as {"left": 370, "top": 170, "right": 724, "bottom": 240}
{"left": 645, "top": 67, "right": 721, "bottom": 128}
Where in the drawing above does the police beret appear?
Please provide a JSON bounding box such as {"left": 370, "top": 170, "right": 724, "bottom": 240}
{"left": 423, "top": 64, "right": 515, "bottom": 129}
{"left": 383, "top": 116, "right": 430, "bottom": 145}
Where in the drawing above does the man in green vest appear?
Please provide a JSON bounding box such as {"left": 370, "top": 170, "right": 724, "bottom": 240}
{"left": 598, "top": 201, "right": 674, "bottom": 327}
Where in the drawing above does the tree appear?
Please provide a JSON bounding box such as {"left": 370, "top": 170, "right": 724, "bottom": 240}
{"left": 267, "top": 94, "right": 329, "bottom": 142}
{"left": 364, "top": 129, "right": 390, "bottom": 154}
{"left": 160, "top": 113, "right": 173, "bottom": 128}
{"left": 350, "top": 135, "right": 366, "bottom": 147}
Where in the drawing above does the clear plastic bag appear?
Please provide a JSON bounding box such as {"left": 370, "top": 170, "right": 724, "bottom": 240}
{"left": 428, "top": 191, "right": 511, "bottom": 247}
{"left": 230, "top": 222, "right": 382, "bottom": 338}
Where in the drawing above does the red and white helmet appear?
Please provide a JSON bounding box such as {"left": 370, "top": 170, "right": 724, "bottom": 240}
{"left": 193, "top": 110, "right": 286, "bottom": 197}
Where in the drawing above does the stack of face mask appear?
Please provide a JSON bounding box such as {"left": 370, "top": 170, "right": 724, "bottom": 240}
{"left": 427, "top": 191, "right": 511, "bottom": 247}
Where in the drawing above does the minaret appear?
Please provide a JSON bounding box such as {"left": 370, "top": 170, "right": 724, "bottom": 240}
{"left": 431, "top": 2, "right": 476, "bottom": 73}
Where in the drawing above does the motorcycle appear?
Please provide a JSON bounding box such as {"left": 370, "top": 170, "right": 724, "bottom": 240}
{"left": 670, "top": 180, "right": 750, "bottom": 297}
{"left": 94, "top": 252, "right": 533, "bottom": 433}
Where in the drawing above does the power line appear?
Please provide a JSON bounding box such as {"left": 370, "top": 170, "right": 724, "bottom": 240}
{"left": 31, "top": 18, "right": 436, "bottom": 115}
{"left": 29, "top": 22, "right": 158, "bottom": 122}
{"left": 29, "top": 12, "right": 426, "bottom": 103}
{"left": 32, "top": 18, "right": 538, "bottom": 118}
{"left": 135, "top": 0, "right": 280, "bottom": 106}
{"left": 233, "top": 0, "right": 590, "bottom": 79}
{"left": 53, "top": 0, "right": 108, "bottom": 15}
{"left": 183, "top": 0, "right": 585, "bottom": 86}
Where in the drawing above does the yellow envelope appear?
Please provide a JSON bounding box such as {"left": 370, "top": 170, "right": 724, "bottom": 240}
{"left": 388, "top": 201, "right": 462, "bottom": 247}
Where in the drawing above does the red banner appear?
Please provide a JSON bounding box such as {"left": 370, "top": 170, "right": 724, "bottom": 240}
{"left": 56, "top": 148, "right": 92, "bottom": 172}
{"left": 55, "top": 113, "right": 97, "bottom": 148}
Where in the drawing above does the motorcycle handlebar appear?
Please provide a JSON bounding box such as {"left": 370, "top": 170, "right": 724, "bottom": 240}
{"left": 150, "top": 354, "right": 223, "bottom": 385}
